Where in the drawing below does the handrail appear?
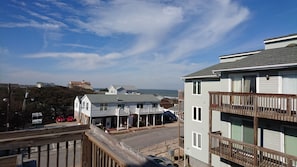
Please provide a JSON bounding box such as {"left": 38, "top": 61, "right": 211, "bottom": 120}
{"left": 209, "top": 92, "right": 297, "bottom": 122}
{"left": 0, "top": 125, "right": 89, "bottom": 150}
{"left": 209, "top": 132, "right": 297, "bottom": 167}
{"left": 82, "top": 125, "right": 151, "bottom": 167}
{"left": 209, "top": 91, "right": 297, "bottom": 98}
{"left": 0, "top": 124, "right": 89, "bottom": 140}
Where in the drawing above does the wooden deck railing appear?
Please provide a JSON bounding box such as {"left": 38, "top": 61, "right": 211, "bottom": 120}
{"left": 209, "top": 92, "right": 297, "bottom": 122}
{"left": 209, "top": 132, "right": 297, "bottom": 167}
{"left": 0, "top": 124, "right": 156, "bottom": 167}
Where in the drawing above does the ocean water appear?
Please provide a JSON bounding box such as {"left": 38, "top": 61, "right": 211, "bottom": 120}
{"left": 138, "top": 89, "right": 178, "bottom": 97}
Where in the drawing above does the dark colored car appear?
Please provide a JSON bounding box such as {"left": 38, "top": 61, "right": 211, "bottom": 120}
{"left": 146, "top": 155, "right": 175, "bottom": 167}
{"left": 163, "top": 111, "right": 177, "bottom": 123}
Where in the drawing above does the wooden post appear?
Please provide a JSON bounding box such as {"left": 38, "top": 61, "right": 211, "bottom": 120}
{"left": 287, "top": 98, "right": 292, "bottom": 116}
{"left": 253, "top": 95, "right": 258, "bottom": 166}
{"left": 81, "top": 134, "right": 92, "bottom": 167}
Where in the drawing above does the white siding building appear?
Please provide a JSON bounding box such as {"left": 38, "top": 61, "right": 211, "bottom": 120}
{"left": 105, "top": 85, "right": 138, "bottom": 95}
{"left": 74, "top": 94, "right": 164, "bottom": 130}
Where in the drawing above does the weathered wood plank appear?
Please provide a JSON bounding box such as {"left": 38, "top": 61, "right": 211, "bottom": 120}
{"left": 0, "top": 124, "right": 89, "bottom": 140}
{"left": 0, "top": 155, "right": 17, "bottom": 167}
{"left": 0, "top": 132, "right": 84, "bottom": 150}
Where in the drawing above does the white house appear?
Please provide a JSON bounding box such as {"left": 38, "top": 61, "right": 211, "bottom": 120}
{"left": 105, "top": 85, "right": 139, "bottom": 95}
{"left": 182, "top": 33, "right": 297, "bottom": 167}
{"left": 74, "top": 94, "right": 164, "bottom": 130}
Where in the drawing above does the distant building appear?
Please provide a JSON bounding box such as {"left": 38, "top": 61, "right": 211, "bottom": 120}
{"left": 105, "top": 85, "right": 139, "bottom": 95}
{"left": 36, "top": 82, "right": 55, "bottom": 88}
{"left": 74, "top": 94, "right": 164, "bottom": 130}
{"left": 68, "top": 80, "right": 93, "bottom": 90}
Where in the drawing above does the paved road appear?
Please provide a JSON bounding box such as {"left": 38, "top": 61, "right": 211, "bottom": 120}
{"left": 113, "top": 123, "right": 184, "bottom": 150}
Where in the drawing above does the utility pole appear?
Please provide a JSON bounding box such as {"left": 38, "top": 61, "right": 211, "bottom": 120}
{"left": 6, "top": 83, "right": 11, "bottom": 131}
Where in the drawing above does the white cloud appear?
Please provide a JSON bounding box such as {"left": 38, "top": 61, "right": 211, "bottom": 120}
{"left": 0, "top": 21, "right": 60, "bottom": 30}
{"left": 165, "top": 0, "right": 249, "bottom": 62}
{"left": 25, "top": 52, "right": 123, "bottom": 70}
{"left": 72, "top": 0, "right": 248, "bottom": 60}
{"left": 75, "top": 0, "right": 183, "bottom": 55}
{"left": 0, "top": 0, "right": 250, "bottom": 89}
{"left": 62, "top": 43, "right": 97, "bottom": 50}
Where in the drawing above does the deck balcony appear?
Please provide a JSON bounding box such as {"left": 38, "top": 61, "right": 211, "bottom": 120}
{"left": 209, "top": 132, "right": 297, "bottom": 167}
{"left": 209, "top": 92, "right": 297, "bottom": 122}
{"left": 0, "top": 124, "right": 156, "bottom": 167}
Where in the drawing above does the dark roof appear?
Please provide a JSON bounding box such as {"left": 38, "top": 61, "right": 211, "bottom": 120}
{"left": 214, "top": 45, "right": 297, "bottom": 72}
{"left": 85, "top": 94, "right": 160, "bottom": 103}
{"left": 184, "top": 46, "right": 297, "bottom": 79}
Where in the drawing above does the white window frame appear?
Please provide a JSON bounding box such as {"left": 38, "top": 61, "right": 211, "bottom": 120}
{"left": 100, "top": 103, "right": 107, "bottom": 111}
{"left": 137, "top": 104, "right": 144, "bottom": 108}
{"left": 192, "top": 80, "right": 201, "bottom": 95}
{"left": 192, "top": 131, "right": 202, "bottom": 150}
{"left": 192, "top": 106, "right": 202, "bottom": 122}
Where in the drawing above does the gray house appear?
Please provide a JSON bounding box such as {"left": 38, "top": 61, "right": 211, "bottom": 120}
{"left": 183, "top": 33, "right": 297, "bottom": 167}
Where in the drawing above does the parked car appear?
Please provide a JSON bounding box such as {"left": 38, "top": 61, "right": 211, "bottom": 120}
{"left": 66, "top": 116, "right": 76, "bottom": 122}
{"left": 163, "top": 111, "right": 177, "bottom": 123}
{"left": 146, "top": 155, "right": 175, "bottom": 167}
{"left": 56, "top": 116, "right": 65, "bottom": 122}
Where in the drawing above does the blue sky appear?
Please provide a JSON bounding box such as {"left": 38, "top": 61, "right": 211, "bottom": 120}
{"left": 0, "top": 0, "right": 296, "bottom": 90}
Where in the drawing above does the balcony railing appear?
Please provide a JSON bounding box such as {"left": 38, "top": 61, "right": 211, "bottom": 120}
{"left": 134, "top": 108, "right": 163, "bottom": 115}
{"left": 0, "top": 124, "right": 156, "bottom": 167}
{"left": 209, "top": 132, "right": 297, "bottom": 167}
{"left": 209, "top": 92, "right": 297, "bottom": 122}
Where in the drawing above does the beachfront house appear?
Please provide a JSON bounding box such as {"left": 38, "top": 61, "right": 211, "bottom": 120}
{"left": 182, "top": 33, "right": 297, "bottom": 167}
{"left": 74, "top": 94, "right": 164, "bottom": 130}
{"left": 68, "top": 80, "right": 93, "bottom": 90}
{"left": 105, "top": 85, "right": 139, "bottom": 95}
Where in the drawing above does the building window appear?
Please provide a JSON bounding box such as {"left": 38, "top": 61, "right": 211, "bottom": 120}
{"left": 100, "top": 103, "right": 107, "bottom": 111}
{"left": 193, "top": 81, "right": 201, "bottom": 94}
{"left": 152, "top": 103, "right": 158, "bottom": 108}
{"left": 86, "top": 103, "right": 89, "bottom": 110}
{"left": 193, "top": 106, "right": 201, "bottom": 122}
{"left": 82, "top": 102, "right": 85, "bottom": 108}
{"left": 137, "top": 104, "right": 143, "bottom": 108}
{"left": 118, "top": 104, "right": 125, "bottom": 109}
{"left": 192, "top": 132, "right": 202, "bottom": 149}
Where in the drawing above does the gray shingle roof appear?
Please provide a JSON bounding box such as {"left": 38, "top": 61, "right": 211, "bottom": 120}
{"left": 85, "top": 94, "right": 160, "bottom": 103}
{"left": 184, "top": 46, "right": 297, "bottom": 79}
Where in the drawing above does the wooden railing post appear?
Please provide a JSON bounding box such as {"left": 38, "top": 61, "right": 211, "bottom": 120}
{"left": 82, "top": 134, "right": 92, "bottom": 167}
{"left": 287, "top": 97, "right": 292, "bottom": 116}
{"left": 253, "top": 95, "right": 259, "bottom": 166}
{"left": 288, "top": 159, "right": 292, "bottom": 167}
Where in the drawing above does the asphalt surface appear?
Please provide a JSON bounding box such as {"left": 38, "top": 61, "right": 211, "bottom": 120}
{"left": 113, "top": 122, "right": 184, "bottom": 150}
